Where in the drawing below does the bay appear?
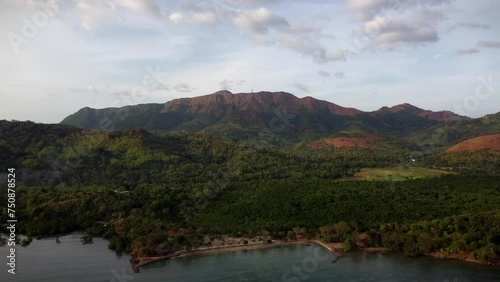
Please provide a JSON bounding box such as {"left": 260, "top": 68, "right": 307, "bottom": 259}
{"left": 0, "top": 233, "right": 498, "bottom": 282}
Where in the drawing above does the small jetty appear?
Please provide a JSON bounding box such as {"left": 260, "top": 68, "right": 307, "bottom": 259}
{"left": 311, "top": 240, "right": 344, "bottom": 263}
{"left": 332, "top": 256, "right": 341, "bottom": 263}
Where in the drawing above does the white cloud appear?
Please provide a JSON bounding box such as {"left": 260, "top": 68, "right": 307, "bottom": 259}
{"left": 73, "top": 0, "right": 161, "bottom": 30}
{"left": 354, "top": 9, "right": 446, "bottom": 49}
{"left": 280, "top": 40, "right": 347, "bottom": 63}
{"left": 75, "top": 0, "right": 117, "bottom": 31}
{"left": 346, "top": 0, "right": 454, "bottom": 52}
{"left": 228, "top": 7, "right": 345, "bottom": 64}
{"left": 277, "top": 25, "right": 348, "bottom": 63}
{"left": 114, "top": 0, "right": 160, "bottom": 16}
{"left": 191, "top": 11, "right": 217, "bottom": 24}
{"left": 168, "top": 2, "right": 218, "bottom": 25}
{"left": 169, "top": 12, "right": 184, "bottom": 24}
{"left": 232, "top": 7, "right": 289, "bottom": 33}
{"left": 346, "top": 0, "right": 452, "bottom": 21}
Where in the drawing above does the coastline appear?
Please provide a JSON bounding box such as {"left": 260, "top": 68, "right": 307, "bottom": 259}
{"left": 131, "top": 239, "right": 340, "bottom": 273}
{"left": 424, "top": 251, "right": 499, "bottom": 266}
{"left": 130, "top": 239, "right": 497, "bottom": 273}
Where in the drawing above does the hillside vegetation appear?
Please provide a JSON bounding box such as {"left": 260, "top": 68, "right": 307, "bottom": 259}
{"left": 0, "top": 120, "right": 353, "bottom": 189}
{"left": 0, "top": 120, "right": 499, "bottom": 264}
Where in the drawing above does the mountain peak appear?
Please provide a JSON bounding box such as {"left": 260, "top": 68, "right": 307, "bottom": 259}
{"left": 377, "top": 103, "right": 421, "bottom": 113}
{"left": 395, "top": 103, "right": 421, "bottom": 110}
{"left": 212, "top": 89, "right": 234, "bottom": 96}
{"left": 375, "top": 103, "right": 467, "bottom": 122}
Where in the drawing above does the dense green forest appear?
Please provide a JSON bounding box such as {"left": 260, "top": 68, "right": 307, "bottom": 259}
{"left": 0, "top": 121, "right": 499, "bottom": 264}
{"left": 1, "top": 177, "right": 498, "bottom": 263}
{"left": 0, "top": 121, "right": 354, "bottom": 187}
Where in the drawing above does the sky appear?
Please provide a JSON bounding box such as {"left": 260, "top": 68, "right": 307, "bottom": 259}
{"left": 0, "top": 0, "right": 499, "bottom": 123}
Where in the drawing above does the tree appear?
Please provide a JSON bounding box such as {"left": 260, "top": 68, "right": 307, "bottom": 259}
{"left": 80, "top": 234, "right": 93, "bottom": 244}
{"left": 342, "top": 237, "right": 355, "bottom": 251}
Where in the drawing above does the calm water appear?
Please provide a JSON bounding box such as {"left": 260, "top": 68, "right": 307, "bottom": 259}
{"left": 0, "top": 233, "right": 498, "bottom": 282}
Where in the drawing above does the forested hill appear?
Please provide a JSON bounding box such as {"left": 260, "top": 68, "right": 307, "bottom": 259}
{"left": 0, "top": 120, "right": 352, "bottom": 188}
{"left": 408, "top": 112, "right": 500, "bottom": 150}
{"left": 1, "top": 120, "right": 498, "bottom": 187}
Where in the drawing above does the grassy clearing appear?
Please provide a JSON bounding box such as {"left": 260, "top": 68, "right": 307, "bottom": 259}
{"left": 344, "top": 166, "right": 454, "bottom": 181}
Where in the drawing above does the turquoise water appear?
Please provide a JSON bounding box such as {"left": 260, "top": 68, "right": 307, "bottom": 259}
{"left": 0, "top": 233, "right": 498, "bottom": 281}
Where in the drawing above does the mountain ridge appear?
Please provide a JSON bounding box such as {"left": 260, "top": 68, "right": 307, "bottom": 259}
{"left": 61, "top": 90, "right": 487, "bottom": 148}
{"left": 64, "top": 91, "right": 469, "bottom": 121}
{"left": 161, "top": 90, "right": 363, "bottom": 117}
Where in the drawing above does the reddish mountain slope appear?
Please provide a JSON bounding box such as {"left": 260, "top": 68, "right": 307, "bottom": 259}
{"left": 446, "top": 134, "right": 500, "bottom": 153}
{"left": 162, "top": 91, "right": 363, "bottom": 116}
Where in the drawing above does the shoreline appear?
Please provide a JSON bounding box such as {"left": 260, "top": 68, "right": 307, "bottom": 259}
{"left": 424, "top": 251, "right": 499, "bottom": 266}
{"left": 130, "top": 240, "right": 498, "bottom": 273}
{"left": 131, "top": 239, "right": 340, "bottom": 273}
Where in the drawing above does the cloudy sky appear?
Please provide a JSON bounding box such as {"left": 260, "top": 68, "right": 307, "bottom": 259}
{"left": 1, "top": 0, "right": 499, "bottom": 123}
